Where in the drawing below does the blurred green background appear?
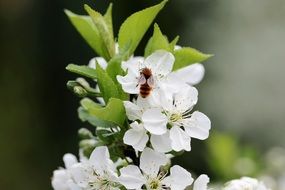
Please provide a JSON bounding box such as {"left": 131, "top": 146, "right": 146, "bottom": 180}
{"left": 1, "top": 0, "right": 285, "bottom": 189}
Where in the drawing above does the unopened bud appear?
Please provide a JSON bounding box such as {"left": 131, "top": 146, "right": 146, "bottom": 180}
{"left": 73, "top": 86, "right": 87, "bottom": 97}
{"left": 78, "top": 128, "right": 94, "bottom": 139}
{"left": 79, "top": 139, "right": 97, "bottom": 148}
{"left": 76, "top": 77, "right": 90, "bottom": 88}
{"left": 79, "top": 139, "right": 98, "bottom": 157}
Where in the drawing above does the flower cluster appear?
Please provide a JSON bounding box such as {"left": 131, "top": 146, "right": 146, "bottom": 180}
{"left": 119, "top": 50, "right": 211, "bottom": 153}
{"left": 53, "top": 1, "right": 272, "bottom": 190}
{"left": 52, "top": 146, "right": 210, "bottom": 190}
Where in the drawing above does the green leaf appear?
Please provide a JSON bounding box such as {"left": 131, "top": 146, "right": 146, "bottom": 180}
{"left": 106, "top": 42, "right": 131, "bottom": 83}
{"left": 64, "top": 10, "right": 108, "bottom": 59}
{"left": 144, "top": 23, "right": 170, "bottom": 57}
{"left": 85, "top": 4, "right": 115, "bottom": 60}
{"left": 96, "top": 129, "right": 116, "bottom": 144}
{"left": 173, "top": 47, "right": 213, "bottom": 71}
{"left": 66, "top": 64, "right": 97, "bottom": 79}
{"left": 118, "top": 0, "right": 168, "bottom": 57}
{"left": 106, "top": 55, "right": 125, "bottom": 82}
{"left": 104, "top": 3, "right": 114, "bottom": 43}
{"left": 169, "top": 36, "right": 180, "bottom": 52}
{"left": 81, "top": 98, "right": 126, "bottom": 127}
{"left": 106, "top": 56, "right": 129, "bottom": 101}
{"left": 96, "top": 63, "right": 122, "bottom": 103}
{"left": 78, "top": 107, "right": 115, "bottom": 128}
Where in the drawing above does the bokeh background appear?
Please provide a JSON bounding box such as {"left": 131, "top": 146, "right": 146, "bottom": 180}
{"left": 1, "top": 0, "right": 285, "bottom": 189}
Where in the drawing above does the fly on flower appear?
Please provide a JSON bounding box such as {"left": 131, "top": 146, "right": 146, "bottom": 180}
{"left": 138, "top": 67, "right": 155, "bottom": 98}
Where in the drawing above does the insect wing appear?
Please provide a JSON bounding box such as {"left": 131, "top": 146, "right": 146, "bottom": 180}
{"left": 147, "top": 75, "right": 155, "bottom": 87}
{"left": 138, "top": 74, "right": 147, "bottom": 85}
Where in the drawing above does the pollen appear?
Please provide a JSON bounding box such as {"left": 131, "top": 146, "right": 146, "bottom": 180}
{"left": 169, "top": 113, "right": 183, "bottom": 123}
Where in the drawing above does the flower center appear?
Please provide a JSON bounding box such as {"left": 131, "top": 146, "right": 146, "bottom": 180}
{"left": 88, "top": 170, "right": 118, "bottom": 190}
{"left": 169, "top": 113, "right": 183, "bottom": 123}
{"left": 145, "top": 171, "right": 169, "bottom": 190}
{"left": 149, "top": 179, "right": 161, "bottom": 189}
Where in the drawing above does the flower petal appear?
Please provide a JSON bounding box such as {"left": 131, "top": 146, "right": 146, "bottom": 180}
{"left": 89, "top": 146, "right": 112, "bottom": 174}
{"left": 174, "top": 85, "right": 198, "bottom": 112}
{"left": 52, "top": 169, "right": 69, "bottom": 190}
{"left": 122, "top": 56, "right": 144, "bottom": 72}
{"left": 69, "top": 163, "right": 90, "bottom": 188}
{"left": 123, "top": 122, "right": 149, "bottom": 151}
{"left": 140, "top": 148, "right": 168, "bottom": 177}
{"left": 123, "top": 101, "right": 142, "bottom": 121}
{"left": 119, "top": 165, "right": 146, "bottom": 189}
{"left": 170, "top": 126, "right": 191, "bottom": 151}
{"left": 142, "top": 108, "right": 168, "bottom": 135}
{"left": 63, "top": 153, "right": 78, "bottom": 169}
{"left": 193, "top": 174, "right": 210, "bottom": 190}
{"left": 88, "top": 57, "right": 107, "bottom": 70}
{"left": 143, "top": 50, "right": 174, "bottom": 77}
{"left": 117, "top": 72, "right": 139, "bottom": 94}
{"left": 161, "top": 165, "right": 193, "bottom": 190}
{"left": 184, "top": 111, "right": 211, "bottom": 140}
{"left": 150, "top": 132, "right": 172, "bottom": 153}
{"left": 173, "top": 63, "right": 205, "bottom": 85}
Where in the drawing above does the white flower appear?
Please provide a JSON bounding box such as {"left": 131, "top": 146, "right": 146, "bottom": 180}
{"left": 69, "top": 146, "right": 120, "bottom": 190}
{"left": 52, "top": 153, "right": 81, "bottom": 190}
{"left": 124, "top": 84, "right": 211, "bottom": 152}
{"left": 119, "top": 148, "right": 193, "bottom": 190}
{"left": 123, "top": 97, "right": 172, "bottom": 152}
{"left": 117, "top": 50, "right": 175, "bottom": 95}
{"left": 224, "top": 177, "right": 271, "bottom": 190}
{"left": 161, "top": 85, "right": 211, "bottom": 151}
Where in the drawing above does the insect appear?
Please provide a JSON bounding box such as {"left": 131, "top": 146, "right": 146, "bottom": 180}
{"left": 138, "top": 67, "right": 155, "bottom": 98}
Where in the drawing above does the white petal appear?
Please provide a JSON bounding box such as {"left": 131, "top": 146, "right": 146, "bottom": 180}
{"left": 123, "top": 123, "right": 149, "bottom": 151}
{"left": 159, "top": 75, "right": 186, "bottom": 97}
{"left": 174, "top": 85, "right": 198, "bottom": 112}
{"left": 137, "top": 95, "right": 157, "bottom": 110}
{"left": 143, "top": 50, "right": 174, "bottom": 77}
{"left": 151, "top": 87, "right": 174, "bottom": 111}
{"left": 140, "top": 148, "right": 168, "bottom": 177}
{"left": 117, "top": 73, "right": 139, "bottom": 94}
{"left": 150, "top": 132, "right": 172, "bottom": 153}
{"left": 52, "top": 169, "right": 69, "bottom": 190}
{"left": 170, "top": 126, "right": 191, "bottom": 151}
{"left": 184, "top": 111, "right": 211, "bottom": 140}
{"left": 119, "top": 165, "right": 146, "bottom": 189}
{"left": 67, "top": 180, "right": 81, "bottom": 190}
{"left": 173, "top": 63, "right": 205, "bottom": 85}
{"left": 123, "top": 101, "right": 142, "bottom": 121}
{"left": 193, "top": 174, "right": 210, "bottom": 190}
{"left": 89, "top": 146, "right": 111, "bottom": 174}
{"left": 161, "top": 165, "right": 193, "bottom": 190}
{"left": 88, "top": 57, "right": 107, "bottom": 70}
{"left": 63, "top": 153, "right": 78, "bottom": 169}
{"left": 69, "top": 163, "right": 90, "bottom": 188}
{"left": 122, "top": 56, "right": 144, "bottom": 72}
{"left": 142, "top": 108, "right": 168, "bottom": 135}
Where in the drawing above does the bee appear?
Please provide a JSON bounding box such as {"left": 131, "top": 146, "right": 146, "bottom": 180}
{"left": 138, "top": 67, "right": 154, "bottom": 98}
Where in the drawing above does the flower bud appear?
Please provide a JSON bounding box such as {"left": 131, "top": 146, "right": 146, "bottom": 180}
{"left": 73, "top": 86, "right": 88, "bottom": 97}
{"left": 78, "top": 128, "right": 94, "bottom": 139}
